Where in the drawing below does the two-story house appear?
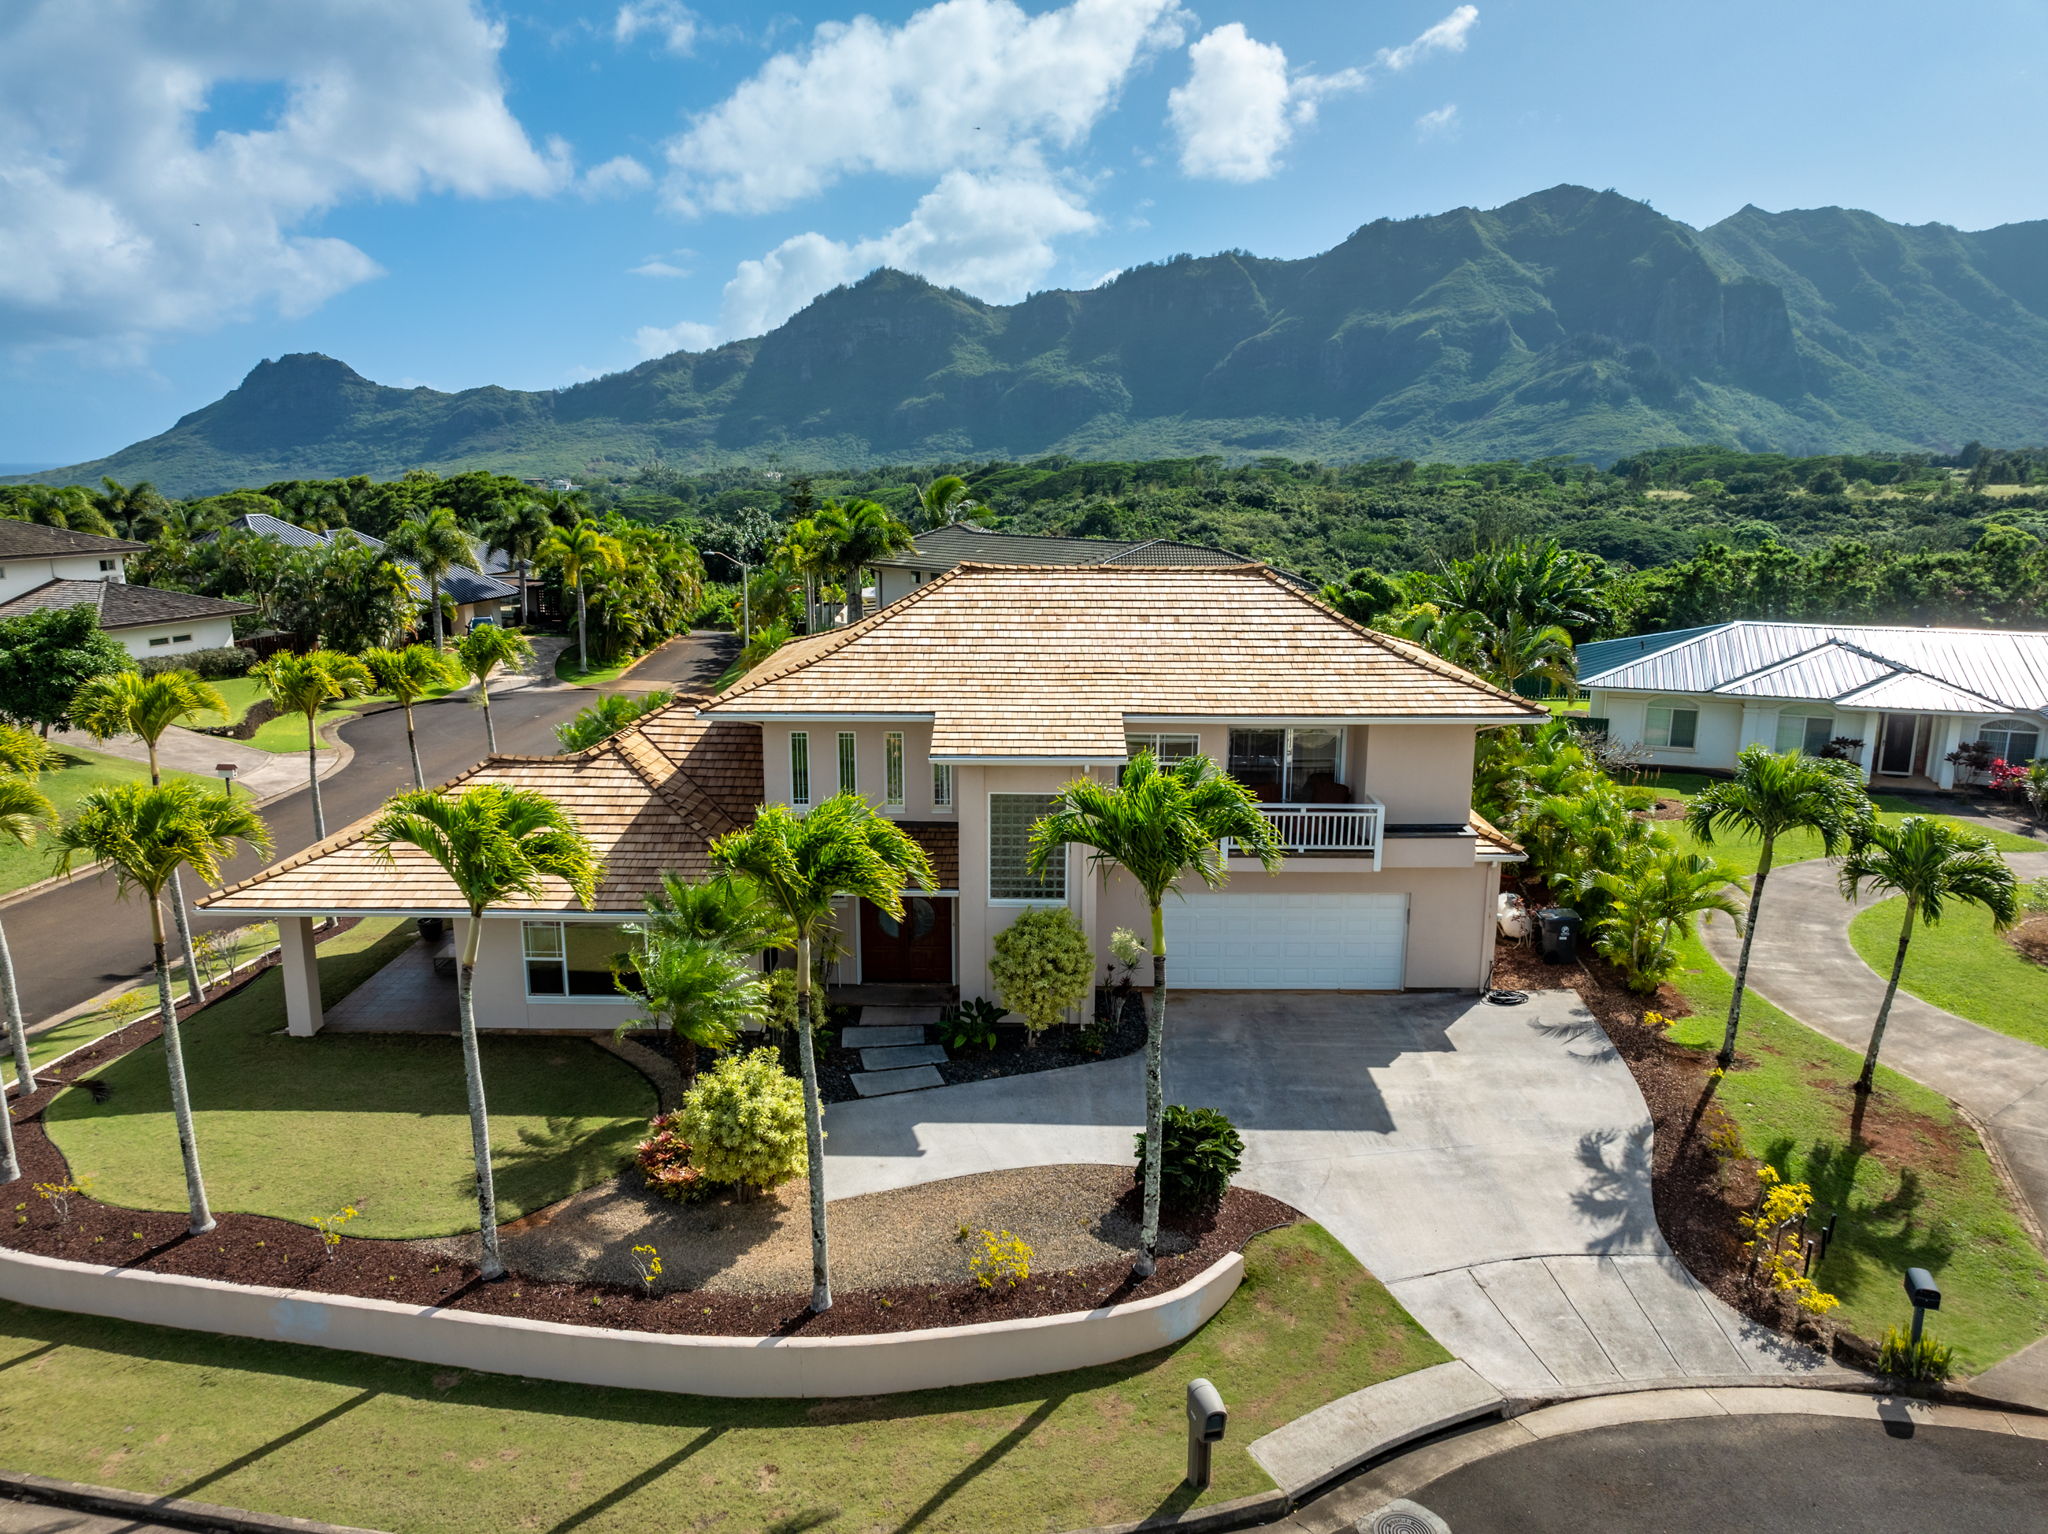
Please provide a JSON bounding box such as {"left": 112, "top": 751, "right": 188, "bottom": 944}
{"left": 201, "top": 564, "right": 1537, "bottom": 1039}
{"left": 0, "top": 519, "right": 252, "bottom": 657}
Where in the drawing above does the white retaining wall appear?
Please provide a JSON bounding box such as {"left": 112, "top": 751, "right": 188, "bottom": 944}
{"left": 0, "top": 1245, "right": 1243, "bottom": 1399}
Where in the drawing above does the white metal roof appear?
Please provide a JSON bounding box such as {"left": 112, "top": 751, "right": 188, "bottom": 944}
{"left": 1580, "top": 621, "right": 2048, "bottom": 716}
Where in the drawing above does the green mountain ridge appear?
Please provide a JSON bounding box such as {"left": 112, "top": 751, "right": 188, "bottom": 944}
{"left": 20, "top": 184, "right": 2048, "bottom": 496}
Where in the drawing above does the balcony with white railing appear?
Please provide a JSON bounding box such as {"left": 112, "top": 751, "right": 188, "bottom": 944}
{"left": 1224, "top": 792, "right": 1385, "bottom": 869}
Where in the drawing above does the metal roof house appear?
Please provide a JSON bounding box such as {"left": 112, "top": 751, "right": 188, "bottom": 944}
{"left": 1580, "top": 620, "right": 2048, "bottom": 788}
{"left": 868, "top": 524, "right": 1310, "bottom": 608}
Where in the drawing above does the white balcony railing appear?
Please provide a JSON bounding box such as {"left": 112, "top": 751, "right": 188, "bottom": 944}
{"left": 1225, "top": 795, "right": 1384, "bottom": 868}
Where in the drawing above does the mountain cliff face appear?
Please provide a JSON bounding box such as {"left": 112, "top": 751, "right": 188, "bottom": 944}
{"left": 25, "top": 186, "right": 2048, "bottom": 495}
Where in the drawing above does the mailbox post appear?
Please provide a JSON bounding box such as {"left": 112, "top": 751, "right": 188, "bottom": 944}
{"left": 1903, "top": 1267, "right": 1941, "bottom": 1351}
{"left": 1185, "top": 1379, "right": 1228, "bottom": 1490}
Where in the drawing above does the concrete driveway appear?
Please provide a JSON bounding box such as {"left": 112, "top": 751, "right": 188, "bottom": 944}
{"left": 822, "top": 990, "right": 1832, "bottom": 1396}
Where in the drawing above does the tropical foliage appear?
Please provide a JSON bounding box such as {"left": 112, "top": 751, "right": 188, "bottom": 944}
{"left": 0, "top": 607, "right": 131, "bottom": 730}
{"left": 988, "top": 907, "right": 1095, "bottom": 1045}
{"left": 671, "top": 1047, "right": 808, "bottom": 1198}
{"left": 554, "top": 689, "right": 673, "bottom": 752}
{"left": 1134, "top": 1104, "right": 1244, "bottom": 1216}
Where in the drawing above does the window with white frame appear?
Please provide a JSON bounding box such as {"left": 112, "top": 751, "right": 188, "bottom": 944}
{"left": 1126, "top": 732, "right": 1200, "bottom": 762}
{"left": 884, "top": 732, "right": 905, "bottom": 809}
{"left": 932, "top": 761, "right": 955, "bottom": 811}
{"left": 789, "top": 732, "right": 810, "bottom": 806}
{"left": 1977, "top": 718, "right": 2042, "bottom": 764}
{"left": 522, "top": 921, "right": 635, "bottom": 998}
{"left": 989, "top": 793, "right": 1063, "bottom": 901}
{"left": 1644, "top": 700, "right": 1699, "bottom": 750}
{"left": 98, "top": 559, "right": 116, "bottom": 573}
{"left": 838, "top": 731, "right": 858, "bottom": 795}
{"left": 1774, "top": 712, "right": 1836, "bottom": 756}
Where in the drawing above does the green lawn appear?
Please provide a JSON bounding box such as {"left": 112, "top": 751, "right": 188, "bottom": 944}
{"left": 555, "top": 644, "right": 652, "bottom": 685}
{"left": 1847, "top": 897, "right": 2048, "bottom": 1052}
{"left": 1668, "top": 931, "right": 2048, "bottom": 1370}
{"left": 240, "top": 683, "right": 464, "bottom": 754}
{"left": 0, "top": 746, "right": 234, "bottom": 896}
{"left": 188, "top": 675, "right": 267, "bottom": 729}
{"left": 43, "top": 918, "right": 653, "bottom": 1238}
{"left": 0, "top": 1223, "right": 1442, "bottom": 1533}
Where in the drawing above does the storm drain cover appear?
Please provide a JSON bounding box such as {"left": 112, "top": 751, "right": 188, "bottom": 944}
{"left": 1357, "top": 1500, "right": 1452, "bottom": 1534}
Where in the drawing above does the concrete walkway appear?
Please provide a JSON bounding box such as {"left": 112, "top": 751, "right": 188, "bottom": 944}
{"left": 1700, "top": 850, "right": 2048, "bottom": 1410}
{"left": 48, "top": 723, "right": 318, "bottom": 801}
{"left": 821, "top": 990, "right": 1837, "bottom": 1398}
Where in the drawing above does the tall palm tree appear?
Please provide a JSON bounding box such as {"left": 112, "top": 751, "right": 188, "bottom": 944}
{"left": 1685, "top": 745, "right": 1873, "bottom": 1066}
{"left": 710, "top": 795, "right": 935, "bottom": 1312}
{"left": 90, "top": 477, "right": 171, "bottom": 537}
{"left": 453, "top": 626, "right": 535, "bottom": 755}
{"left": 1839, "top": 817, "right": 2019, "bottom": 1092}
{"left": 623, "top": 932, "right": 765, "bottom": 1087}
{"left": 915, "top": 475, "right": 973, "bottom": 530}
{"left": 541, "top": 522, "right": 625, "bottom": 675}
{"left": 367, "top": 784, "right": 601, "bottom": 1280}
{"left": 250, "top": 650, "right": 374, "bottom": 839}
{"left": 482, "top": 495, "right": 555, "bottom": 627}
{"left": 364, "top": 645, "right": 461, "bottom": 791}
{"left": 386, "top": 506, "right": 476, "bottom": 650}
{"left": 638, "top": 870, "right": 794, "bottom": 955}
{"left": 52, "top": 782, "right": 272, "bottom": 1232}
{"left": 1475, "top": 613, "right": 1579, "bottom": 697}
{"left": 811, "top": 499, "right": 914, "bottom": 623}
{"left": 68, "top": 669, "right": 229, "bottom": 1009}
{"left": 0, "top": 774, "right": 57, "bottom": 1170}
{"left": 1028, "top": 752, "right": 1285, "bottom": 1277}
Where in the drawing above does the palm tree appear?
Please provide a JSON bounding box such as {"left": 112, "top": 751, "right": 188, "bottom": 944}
{"left": 1475, "top": 613, "right": 1579, "bottom": 697}
{"left": 367, "top": 784, "right": 601, "bottom": 1280}
{"left": 710, "top": 795, "right": 935, "bottom": 1312}
{"left": 541, "top": 522, "right": 625, "bottom": 675}
{"left": 250, "top": 650, "right": 374, "bottom": 839}
{"left": 90, "top": 477, "right": 171, "bottom": 537}
{"left": 1838, "top": 817, "right": 2019, "bottom": 1092}
{"left": 482, "top": 495, "right": 556, "bottom": 628}
{"left": 1028, "top": 752, "right": 1285, "bottom": 1277}
{"left": 68, "top": 670, "right": 229, "bottom": 1009}
{"left": 0, "top": 774, "right": 56, "bottom": 1169}
{"left": 386, "top": 506, "right": 476, "bottom": 650}
{"left": 52, "top": 782, "right": 272, "bottom": 1232}
{"left": 1592, "top": 849, "right": 1745, "bottom": 992}
{"left": 363, "top": 645, "right": 460, "bottom": 791}
{"left": 453, "top": 626, "right": 535, "bottom": 755}
{"left": 811, "top": 499, "right": 914, "bottom": 623}
{"left": 916, "top": 475, "right": 973, "bottom": 530}
{"left": 623, "top": 932, "right": 765, "bottom": 1086}
{"left": 1685, "top": 745, "right": 1873, "bottom": 1066}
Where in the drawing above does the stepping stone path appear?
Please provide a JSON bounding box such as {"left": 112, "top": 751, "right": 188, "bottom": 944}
{"left": 845, "top": 1005, "right": 949, "bottom": 1097}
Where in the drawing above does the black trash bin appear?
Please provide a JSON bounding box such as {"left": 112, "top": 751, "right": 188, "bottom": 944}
{"left": 1537, "top": 907, "right": 1580, "bottom": 964}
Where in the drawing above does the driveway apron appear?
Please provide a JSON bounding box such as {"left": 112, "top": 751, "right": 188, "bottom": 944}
{"left": 821, "top": 990, "right": 1830, "bottom": 1396}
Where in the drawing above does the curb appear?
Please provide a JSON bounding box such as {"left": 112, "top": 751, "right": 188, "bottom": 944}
{"left": 0, "top": 1465, "right": 389, "bottom": 1534}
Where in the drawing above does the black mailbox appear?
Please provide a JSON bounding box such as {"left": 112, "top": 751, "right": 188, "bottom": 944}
{"left": 1904, "top": 1268, "right": 1941, "bottom": 1310}
{"left": 1537, "top": 907, "right": 1581, "bottom": 964}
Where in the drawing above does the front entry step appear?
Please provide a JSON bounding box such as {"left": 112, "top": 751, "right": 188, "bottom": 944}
{"left": 859, "top": 1043, "right": 947, "bottom": 1071}
{"left": 849, "top": 1064, "right": 945, "bottom": 1097}
{"left": 840, "top": 1024, "right": 927, "bottom": 1048}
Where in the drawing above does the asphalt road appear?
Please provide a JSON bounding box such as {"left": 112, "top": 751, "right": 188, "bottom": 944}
{"left": 1353, "top": 1414, "right": 2048, "bottom": 1533}
{"left": 12, "top": 682, "right": 594, "bottom": 1029}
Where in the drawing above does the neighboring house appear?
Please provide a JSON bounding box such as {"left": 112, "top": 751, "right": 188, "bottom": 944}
{"left": 0, "top": 519, "right": 142, "bottom": 603}
{"left": 220, "top": 512, "right": 517, "bottom": 630}
{"left": 0, "top": 518, "right": 251, "bottom": 657}
{"left": 201, "top": 563, "right": 1538, "bottom": 1038}
{"left": 1580, "top": 620, "right": 2048, "bottom": 788}
{"left": 868, "top": 524, "right": 1310, "bottom": 608}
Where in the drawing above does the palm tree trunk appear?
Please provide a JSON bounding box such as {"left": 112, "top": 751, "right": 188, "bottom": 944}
{"left": 428, "top": 577, "right": 445, "bottom": 649}
{"left": 0, "top": 1027, "right": 19, "bottom": 1182}
{"left": 480, "top": 680, "right": 498, "bottom": 755}
{"left": 795, "top": 932, "right": 832, "bottom": 1312}
{"left": 576, "top": 580, "right": 589, "bottom": 674}
{"left": 1136, "top": 901, "right": 1167, "bottom": 1280}
{"left": 1719, "top": 838, "right": 1774, "bottom": 1067}
{"left": 305, "top": 722, "right": 326, "bottom": 840}
{"left": 457, "top": 916, "right": 504, "bottom": 1279}
{"left": 168, "top": 871, "right": 207, "bottom": 1008}
{"left": 403, "top": 701, "right": 424, "bottom": 791}
{"left": 152, "top": 904, "right": 214, "bottom": 1234}
{"left": 846, "top": 567, "right": 864, "bottom": 625}
{"left": 2, "top": 913, "right": 37, "bottom": 1098}
{"left": 518, "top": 556, "right": 531, "bottom": 627}
{"left": 1858, "top": 895, "right": 1916, "bottom": 1092}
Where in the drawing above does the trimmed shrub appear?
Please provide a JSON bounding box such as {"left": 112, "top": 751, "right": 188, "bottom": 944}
{"left": 633, "top": 1112, "right": 703, "bottom": 1202}
{"left": 673, "top": 1046, "right": 809, "bottom": 1197}
{"left": 1134, "top": 1104, "right": 1244, "bottom": 1215}
{"left": 134, "top": 645, "right": 255, "bottom": 680}
{"left": 989, "top": 906, "right": 1094, "bottom": 1045}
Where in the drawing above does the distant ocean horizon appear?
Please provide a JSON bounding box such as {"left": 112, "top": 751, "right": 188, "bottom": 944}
{"left": 0, "top": 464, "right": 57, "bottom": 474}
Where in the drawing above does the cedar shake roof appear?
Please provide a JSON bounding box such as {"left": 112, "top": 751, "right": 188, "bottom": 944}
{"left": 0, "top": 519, "right": 145, "bottom": 558}
{"left": 1467, "top": 812, "right": 1524, "bottom": 857}
{"left": 871, "top": 524, "right": 1311, "bottom": 586}
{"left": 0, "top": 578, "right": 254, "bottom": 629}
{"left": 708, "top": 563, "right": 1543, "bottom": 759}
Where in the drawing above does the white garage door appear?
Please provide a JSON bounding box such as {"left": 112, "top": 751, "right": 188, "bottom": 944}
{"left": 1163, "top": 892, "right": 1408, "bottom": 990}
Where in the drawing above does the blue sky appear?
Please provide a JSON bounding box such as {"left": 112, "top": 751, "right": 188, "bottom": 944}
{"left": 3, "top": 0, "right": 2043, "bottom": 467}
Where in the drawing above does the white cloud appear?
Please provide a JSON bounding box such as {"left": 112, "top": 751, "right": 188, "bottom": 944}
{"left": 1377, "top": 5, "right": 1480, "bottom": 72}
{"left": 579, "top": 155, "right": 653, "bottom": 199}
{"left": 636, "top": 164, "right": 1097, "bottom": 356}
{"left": 0, "top": 0, "right": 565, "bottom": 352}
{"left": 613, "top": 1, "right": 698, "bottom": 56}
{"left": 1167, "top": 24, "right": 1366, "bottom": 182}
{"left": 661, "top": 0, "right": 1189, "bottom": 216}
{"left": 629, "top": 257, "right": 693, "bottom": 279}
{"left": 1415, "top": 103, "right": 1460, "bottom": 141}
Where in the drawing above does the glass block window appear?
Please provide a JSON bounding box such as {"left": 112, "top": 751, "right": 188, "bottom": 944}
{"left": 932, "top": 762, "right": 955, "bottom": 810}
{"left": 838, "top": 731, "right": 858, "bottom": 795}
{"left": 1774, "top": 712, "right": 1836, "bottom": 756}
{"left": 989, "top": 793, "right": 1063, "bottom": 902}
{"left": 789, "top": 732, "right": 810, "bottom": 806}
{"left": 884, "top": 732, "right": 905, "bottom": 808}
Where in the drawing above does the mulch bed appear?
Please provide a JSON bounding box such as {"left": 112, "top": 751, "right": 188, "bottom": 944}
{"left": 936, "top": 990, "right": 1147, "bottom": 1089}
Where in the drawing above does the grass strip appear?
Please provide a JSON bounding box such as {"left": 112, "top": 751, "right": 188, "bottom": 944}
{"left": 1847, "top": 896, "right": 2048, "bottom": 1052}
{"left": 0, "top": 748, "right": 231, "bottom": 896}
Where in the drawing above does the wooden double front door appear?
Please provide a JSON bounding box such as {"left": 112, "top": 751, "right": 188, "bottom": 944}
{"left": 858, "top": 895, "right": 955, "bottom": 984}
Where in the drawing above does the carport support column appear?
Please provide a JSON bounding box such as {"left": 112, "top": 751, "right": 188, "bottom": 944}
{"left": 279, "top": 917, "right": 324, "bottom": 1038}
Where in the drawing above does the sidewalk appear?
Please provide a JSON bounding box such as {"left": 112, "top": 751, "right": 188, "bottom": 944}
{"left": 49, "top": 723, "right": 323, "bottom": 802}
{"left": 1700, "top": 850, "right": 2048, "bottom": 1410}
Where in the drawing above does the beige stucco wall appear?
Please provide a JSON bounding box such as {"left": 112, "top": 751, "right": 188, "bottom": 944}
{"left": 460, "top": 917, "right": 643, "bottom": 1032}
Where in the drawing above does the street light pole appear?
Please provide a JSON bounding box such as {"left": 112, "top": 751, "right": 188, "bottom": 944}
{"left": 706, "top": 550, "right": 751, "bottom": 639}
